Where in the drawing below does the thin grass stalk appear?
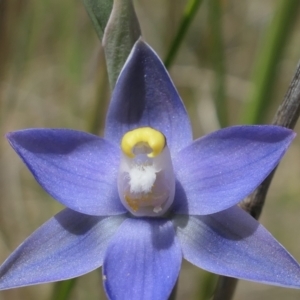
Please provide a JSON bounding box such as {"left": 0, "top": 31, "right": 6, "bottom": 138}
{"left": 208, "top": 0, "right": 227, "bottom": 127}
{"left": 164, "top": 0, "right": 204, "bottom": 69}
{"left": 241, "top": 0, "right": 300, "bottom": 124}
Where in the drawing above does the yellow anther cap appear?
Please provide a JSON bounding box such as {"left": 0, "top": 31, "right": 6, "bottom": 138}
{"left": 121, "top": 127, "right": 165, "bottom": 158}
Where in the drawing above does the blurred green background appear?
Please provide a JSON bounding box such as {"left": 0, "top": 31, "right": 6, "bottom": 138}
{"left": 1, "top": 0, "right": 300, "bottom": 299}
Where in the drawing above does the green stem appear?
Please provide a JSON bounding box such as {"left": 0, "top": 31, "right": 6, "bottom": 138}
{"left": 164, "top": 0, "right": 204, "bottom": 69}
{"left": 51, "top": 279, "right": 77, "bottom": 300}
{"left": 208, "top": 0, "right": 227, "bottom": 127}
{"left": 82, "top": 0, "right": 113, "bottom": 40}
{"left": 242, "top": 0, "right": 300, "bottom": 124}
{"left": 213, "top": 276, "right": 237, "bottom": 300}
{"left": 102, "top": 0, "right": 141, "bottom": 89}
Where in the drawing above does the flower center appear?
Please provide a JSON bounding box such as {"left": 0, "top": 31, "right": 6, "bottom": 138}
{"left": 118, "top": 127, "right": 175, "bottom": 217}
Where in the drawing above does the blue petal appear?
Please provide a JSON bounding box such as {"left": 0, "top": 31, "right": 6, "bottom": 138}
{"left": 7, "top": 129, "right": 126, "bottom": 215}
{"left": 173, "top": 206, "right": 300, "bottom": 288}
{"left": 103, "top": 218, "right": 182, "bottom": 300}
{"left": 104, "top": 39, "right": 192, "bottom": 157}
{"left": 0, "top": 209, "right": 126, "bottom": 289}
{"left": 173, "top": 125, "right": 295, "bottom": 214}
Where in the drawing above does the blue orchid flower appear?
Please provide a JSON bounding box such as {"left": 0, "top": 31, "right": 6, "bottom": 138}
{"left": 1, "top": 39, "right": 300, "bottom": 300}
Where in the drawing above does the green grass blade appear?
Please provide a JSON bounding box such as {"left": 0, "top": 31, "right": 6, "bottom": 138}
{"left": 164, "top": 0, "right": 204, "bottom": 69}
{"left": 242, "top": 0, "right": 300, "bottom": 124}
{"left": 208, "top": 0, "right": 227, "bottom": 127}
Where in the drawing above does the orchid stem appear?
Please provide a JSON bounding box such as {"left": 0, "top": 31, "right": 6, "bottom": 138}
{"left": 168, "top": 279, "right": 179, "bottom": 300}
{"left": 213, "top": 60, "right": 300, "bottom": 300}
{"left": 271, "top": 61, "right": 300, "bottom": 128}
{"left": 213, "top": 276, "right": 237, "bottom": 300}
{"left": 51, "top": 279, "right": 77, "bottom": 300}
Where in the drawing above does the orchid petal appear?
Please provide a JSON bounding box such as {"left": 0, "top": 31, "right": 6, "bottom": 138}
{"left": 103, "top": 218, "right": 182, "bottom": 300}
{"left": 7, "top": 129, "right": 126, "bottom": 215}
{"left": 0, "top": 209, "right": 126, "bottom": 289}
{"left": 174, "top": 206, "right": 300, "bottom": 287}
{"left": 104, "top": 39, "right": 192, "bottom": 157}
{"left": 173, "top": 125, "right": 295, "bottom": 214}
